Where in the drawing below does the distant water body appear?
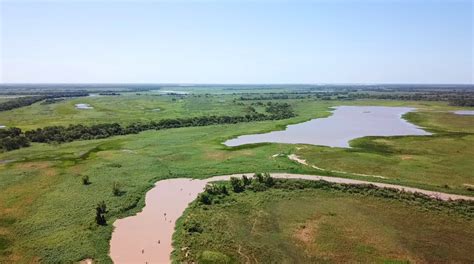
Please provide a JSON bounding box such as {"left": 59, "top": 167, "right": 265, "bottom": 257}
{"left": 454, "top": 110, "right": 474, "bottom": 116}
{"left": 75, "top": 103, "right": 93, "bottom": 109}
{"left": 224, "top": 106, "right": 430, "bottom": 148}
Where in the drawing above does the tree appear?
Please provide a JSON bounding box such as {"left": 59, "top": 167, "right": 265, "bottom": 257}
{"left": 254, "top": 173, "right": 264, "bottom": 183}
{"left": 242, "top": 175, "right": 252, "bottom": 186}
{"left": 95, "top": 201, "right": 107, "bottom": 225}
{"left": 262, "top": 172, "right": 274, "bottom": 187}
{"left": 82, "top": 175, "right": 90, "bottom": 185}
{"left": 230, "top": 177, "right": 245, "bottom": 193}
{"left": 219, "top": 185, "right": 229, "bottom": 195}
{"left": 198, "top": 192, "right": 212, "bottom": 205}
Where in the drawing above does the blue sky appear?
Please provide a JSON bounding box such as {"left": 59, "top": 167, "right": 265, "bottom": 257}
{"left": 0, "top": 0, "right": 472, "bottom": 84}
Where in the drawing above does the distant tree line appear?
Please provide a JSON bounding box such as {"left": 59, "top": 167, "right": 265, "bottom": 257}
{"left": 40, "top": 98, "right": 65, "bottom": 105}
{"left": 449, "top": 98, "right": 474, "bottom": 107}
{"left": 240, "top": 94, "right": 309, "bottom": 100}
{"left": 98, "top": 92, "right": 121, "bottom": 96}
{"left": 348, "top": 92, "right": 474, "bottom": 106}
{"left": 236, "top": 90, "right": 474, "bottom": 106}
{"left": 0, "top": 92, "right": 89, "bottom": 112}
{"left": 0, "top": 103, "right": 295, "bottom": 152}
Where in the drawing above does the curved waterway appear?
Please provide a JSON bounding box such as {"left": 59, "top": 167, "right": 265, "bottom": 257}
{"left": 224, "top": 106, "right": 430, "bottom": 148}
{"left": 109, "top": 173, "right": 473, "bottom": 264}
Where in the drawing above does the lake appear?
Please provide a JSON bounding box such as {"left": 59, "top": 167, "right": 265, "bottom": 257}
{"left": 224, "top": 106, "right": 430, "bottom": 148}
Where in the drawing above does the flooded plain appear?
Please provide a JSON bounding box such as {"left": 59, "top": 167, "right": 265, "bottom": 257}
{"left": 109, "top": 173, "right": 473, "bottom": 264}
{"left": 224, "top": 106, "right": 430, "bottom": 148}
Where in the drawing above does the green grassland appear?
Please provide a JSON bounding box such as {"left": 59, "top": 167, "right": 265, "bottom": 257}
{"left": 0, "top": 94, "right": 251, "bottom": 130}
{"left": 0, "top": 95, "right": 473, "bottom": 263}
{"left": 173, "top": 186, "right": 474, "bottom": 263}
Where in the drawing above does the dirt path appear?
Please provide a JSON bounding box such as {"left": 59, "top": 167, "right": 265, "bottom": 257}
{"left": 109, "top": 173, "right": 473, "bottom": 264}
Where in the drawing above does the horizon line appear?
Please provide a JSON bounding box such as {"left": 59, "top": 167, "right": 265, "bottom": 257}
{"left": 1, "top": 82, "right": 473, "bottom": 86}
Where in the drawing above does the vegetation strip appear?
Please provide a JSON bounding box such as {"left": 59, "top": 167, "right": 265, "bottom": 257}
{"left": 0, "top": 102, "right": 294, "bottom": 151}
{"left": 207, "top": 173, "right": 474, "bottom": 201}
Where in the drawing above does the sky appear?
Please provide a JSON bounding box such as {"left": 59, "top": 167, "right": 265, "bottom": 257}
{"left": 0, "top": 0, "right": 472, "bottom": 84}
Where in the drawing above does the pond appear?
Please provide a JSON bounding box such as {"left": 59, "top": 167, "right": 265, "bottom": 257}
{"left": 454, "top": 110, "right": 474, "bottom": 116}
{"left": 75, "top": 103, "right": 93, "bottom": 110}
{"left": 224, "top": 106, "right": 430, "bottom": 148}
{"left": 158, "top": 90, "right": 189, "bottom": 95}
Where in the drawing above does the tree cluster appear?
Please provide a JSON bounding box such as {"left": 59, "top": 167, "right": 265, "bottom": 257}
{"left": 197, "top": 173, "right": 275, "bottom": 205}
{"left": 230, "top": 173, "right": 275, "bottom": 193}
{"left": 0, "top": 127, "right": 30, "bottom": 151}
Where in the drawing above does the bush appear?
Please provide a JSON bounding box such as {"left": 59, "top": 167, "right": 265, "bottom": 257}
{"left": 242, "top": 175, "right": 252, "bottom": 186}
{"left": 230, "top": 177, "right": 245, "bottom": 193}
{"left": 95, "top": 201, "right": 107, "bottom": 225}
{"left": 184, "top": 218, "right": 203, "bottom": 233}
{"left": 198, "top": 192, "right": 212, "bottom": 205}
{"left": 81, "top": 175, "right": 90, "bottom": 185}
{"left": 112, "top": 182, "right": 122, "bottom": 196}
{"left": 249, "top": 181, "right": 267, "bottom": 192}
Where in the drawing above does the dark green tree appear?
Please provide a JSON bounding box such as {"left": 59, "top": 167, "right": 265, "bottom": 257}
{"left": 230, "top": 177, "right": 245, "bottom": 193}
{"left": 95, "top": 201, "right": 108, "bottom": 225}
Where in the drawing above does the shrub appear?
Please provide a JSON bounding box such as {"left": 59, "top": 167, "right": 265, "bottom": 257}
{"left": 81, "top": 175, "right": 90, "bottom": 185}
{"left": 112, "top": 182, "right": 122, "bottom": 196}
{"left": 249, "top": 181, "right": 267, "bottom": 192}
{"left": 95, "top": 201, "right": 107, "bottom": 225}
{"left": 262, "top": 172, "right": 274, "bottom": 187}
{"left": 242, "top": 175, "right": 252, "bottom": 186}
{"left": 198, "top": 192, "right": 212, "bottom": 205}
{"left": 184, "top": 218, "right": 203, "bottom": 233}
{"left": 230, "top": 177, "right": 245, "bottom": 193}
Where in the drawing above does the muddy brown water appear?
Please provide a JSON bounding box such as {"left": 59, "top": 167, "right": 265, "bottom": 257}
{"left": 109, "top": 173, "right": 473, "bottom": 264}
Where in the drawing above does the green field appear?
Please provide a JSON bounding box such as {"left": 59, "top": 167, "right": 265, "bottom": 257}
{"left": 0, "top": 94, "right": 473, "bottom": 263}
{"left": 173, "top": 184, "right": 474, "bottom": 263}
{"left": 0, "top": 94, "right": 250, "bottom": 130}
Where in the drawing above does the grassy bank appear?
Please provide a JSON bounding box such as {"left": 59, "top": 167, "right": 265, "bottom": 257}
{"left": 173, "top": 179, "right": 474, "bottom": 263}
